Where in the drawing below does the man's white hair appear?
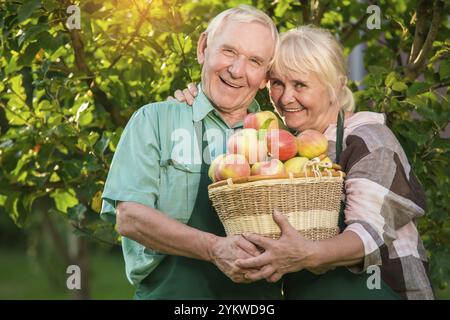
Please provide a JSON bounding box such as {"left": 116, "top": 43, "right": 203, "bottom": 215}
{"left": 204, "top": 5, "right": 279, "bottom": 65}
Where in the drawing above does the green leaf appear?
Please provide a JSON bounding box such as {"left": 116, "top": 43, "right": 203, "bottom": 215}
{"left": 36, "top": 31, "right": 58, "bottom": 52}
{"left": 78, "top": 112, "right": 93, "bottom": 127}
{"left": 274, "top": 0, "right": 291, "bottom": 18}
{"left": 36, "top": 143, "right": 55, "bottom": 169}
{"left": 18, "top": 0, "right": 41, "bottom": 23}
{"left": 53, "top": 123, "right": 77, "bottom": 137}
{"left": 94, "top": 133, "right": 110, "bottom": 158}
{"left": 407, "top": 82, "right": 432, "bottom": 97}
{"left": 61, "top": 161, "right": 82, "bottom": 180}
{"left": 41, "top": 0, "right": 59, "bottom": 11}
{"left": 367, "top": 66, "right": 388, "bottom": 74}
{"left": 260, "top": 118, "right": 274, "bottom": 130}
{"left": 68, "top": 203, "right": 87, "bottom": 222}
{"left": 5, "top": 55, "right": 21, "bottom": 74}
{"left": 22, "top": 192, "right": 44, "bottom": 213}
{"left": 18, "top": 41, "right": 41, "bottom": 65}
{"left": 384, "top": 72, "right": 397, "bottom": 87}
{"left": 50, "top": 188, "right": 78, "bottom": 214}
{"left": 5, "top": 192, "right": 27, "bottom": 227}
{"left": 439, "top": 60, "right": 450, "bottom": 80}
{"left": 392, "top": 81, "right": 408, "bottom": 92}
{"left": 18, "top": 23, "right": 47, "bottom": 47}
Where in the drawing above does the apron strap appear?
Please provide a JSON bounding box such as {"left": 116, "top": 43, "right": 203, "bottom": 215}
{"left": 194, "top": 120, "right": 211, "bottom": 167}
{"left": 335, "top": 109, "right": 346, "bottom": 231}
{"left": 335, "top": 109, "right": 345, "bottom": 163}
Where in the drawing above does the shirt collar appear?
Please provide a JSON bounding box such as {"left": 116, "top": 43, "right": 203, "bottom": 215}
{"left": 192, "top": 83, "right": 261, "bottom": 124}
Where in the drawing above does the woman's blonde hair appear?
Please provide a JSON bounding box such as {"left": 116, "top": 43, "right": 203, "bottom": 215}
{"left": 205, "top": 5, "right": 279, "bottom": 65}
{"left": 272, "top": 26, "right": 355, "bottom": 112}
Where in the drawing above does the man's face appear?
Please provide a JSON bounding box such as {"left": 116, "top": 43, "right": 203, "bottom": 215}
{"left": 198, "top": 21, "right": 275, "bottom": 115}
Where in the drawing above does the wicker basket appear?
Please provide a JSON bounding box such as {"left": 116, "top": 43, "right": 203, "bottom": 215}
{"left": 208, "top": 169, "right": 345, "bottom": 241}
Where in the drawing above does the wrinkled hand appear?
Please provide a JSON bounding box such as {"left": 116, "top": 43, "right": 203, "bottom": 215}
{"left": 235, "top": 210, "right": 318, "bottom": 283}
{"left": 210, "top": 234, "right": 263, "bottom": 283}
{"left": 167, "top": 82, "right": 198, "bottom": 106}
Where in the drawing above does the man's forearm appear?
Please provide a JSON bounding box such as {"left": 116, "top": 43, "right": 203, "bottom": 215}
{"left": 117, "top": 201, "right": 219, "bottom": 261}
{"left": 310, "top": 230, "right": 364, "bottom": 268}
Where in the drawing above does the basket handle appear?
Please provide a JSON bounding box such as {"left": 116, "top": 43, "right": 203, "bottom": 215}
{"left": 305, "top": 157, "right": 322, "bottom": 180}
{"left": 226, "top": 178, "right": 234, "bottom": 187}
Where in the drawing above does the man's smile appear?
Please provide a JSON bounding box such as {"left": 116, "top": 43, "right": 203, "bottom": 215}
{"left": 219, "top": 75, "right": 244, "bottom": 89}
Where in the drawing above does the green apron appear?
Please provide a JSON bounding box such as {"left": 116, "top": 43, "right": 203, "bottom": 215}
{"left": 135, "top": 121, "right": 283, "bottom": 300}
{"left": 283, "top": 111, "right": 402, "bottom": 300}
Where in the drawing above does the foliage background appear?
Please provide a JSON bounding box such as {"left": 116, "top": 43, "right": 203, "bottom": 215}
{"left": 0, "top": 0, "right": 449, "bottom": 299}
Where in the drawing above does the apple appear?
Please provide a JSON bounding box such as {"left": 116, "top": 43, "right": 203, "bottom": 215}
{"left": 251, "top": 159, "right": 285, "bottom": 176}
{"left": 215, "top": 154, "right": 251, "bottom": 181}
{"left": 295, "top": 129, "right": 329, "bottom": 159}
{"left": 319, "top": 156, "right": 333, "bottom": 170}
{"left": 266, "top": 129, "right": 298, "bottom": 161}
{"left": 227, "top": 128, "right": 268, "bottom": 164}
{"left": 208, "top": 154, "right": 226, "bottom": 182}
{"left": 244, "top": 111, "right": 279, "bottom": 131}
{"left": 284, "top": 157, "right": 311, "bottom": 175}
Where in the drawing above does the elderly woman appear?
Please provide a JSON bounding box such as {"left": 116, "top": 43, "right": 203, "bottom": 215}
{"left": 172, "top": 26, "right": 434, "bottom": 300}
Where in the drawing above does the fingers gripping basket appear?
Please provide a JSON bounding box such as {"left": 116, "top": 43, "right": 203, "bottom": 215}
{"left": 208, "top": 168, "right": 345, "bottom": 241}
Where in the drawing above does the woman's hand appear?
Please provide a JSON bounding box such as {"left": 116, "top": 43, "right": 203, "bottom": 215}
{"left": 235, "top": 210, "right": 320, "bottom": 283}
{"left": 167, "top": 82, "right": 198, "bottom": 106}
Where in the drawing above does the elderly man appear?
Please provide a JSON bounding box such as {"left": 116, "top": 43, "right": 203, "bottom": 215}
{"left": 100, "top": 5, "right": 281, "bottom": 299}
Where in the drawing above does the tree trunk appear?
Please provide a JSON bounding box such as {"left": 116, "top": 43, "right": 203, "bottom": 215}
{"left": 69, "top": 234, "right": 91, "bottom": 300}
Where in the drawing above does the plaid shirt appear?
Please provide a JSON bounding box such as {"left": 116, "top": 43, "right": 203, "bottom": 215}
{"left": 324, "top": 112, "right": 434, "bottom": 300}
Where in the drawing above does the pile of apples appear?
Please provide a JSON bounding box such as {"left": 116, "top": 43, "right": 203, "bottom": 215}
{"left": 209, "top": 111, "right": 335, "bottom": 182}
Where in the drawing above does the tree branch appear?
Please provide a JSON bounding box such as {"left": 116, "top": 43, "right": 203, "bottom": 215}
{"left": 58, "top": 1, "right": 127, "bottom": 127}
{"left": 42, "top": 210, "right": 73, "bottom": 266}
{"left": 68, "top": 29, "right": 91, "bottom": 76}
{"left": 309, "top": 0, "right": 329, "bottom": 25}
{"left": 0, "top": 100, "right": 9, "bottom": 135}
{"left": 406, "top": 0, "right": 445, "bottom": 81}
{"left": 313, "top": 0, "right": 330, "bottom": 25}
{"left": 342, "top": 12, "right": 369, "bottom": 44}
{"left": 430, "top": 81, "right": 450, "bottom": 91}
{"left": 341, "top": 0, "right": 377, "bottom": 44}
{"left": 71, "top": 224, "right": 119, "bottom": 247}
{"left": 408, "top": 0, "right": 431, "bottom": 65}
{"left": 7, "top": 171, "right": 103, "bottom": 194}
{"left": 107, "top": 1, "right": 152, "bottom": 71}
{"left": 299, "top": 0, "right": 311, "bottom": 24}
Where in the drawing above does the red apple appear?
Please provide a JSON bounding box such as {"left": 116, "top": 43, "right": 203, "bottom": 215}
{"left": 216, "top": 154, "right": 251, "bottom": 181}
{"left": 208, "top": 154, "right": 225, "bottom": 182}
{"left": 227, "top": 128, "right": 268, "bottom": 164}
{"left": 251, "top": 159, "right": 285, "bottom": 176}
{"left": 244, "top": 111, "right": 279, "bottom": 131}
{"left": 266, "top": 129, "right": 298, "bottom": 161}
{"left": 295, "top": 129, "right": 329, "bottom": 159}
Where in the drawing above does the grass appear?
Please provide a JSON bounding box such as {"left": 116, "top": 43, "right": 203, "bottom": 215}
{"left": 0, "top": 247, "right": 136, "bottom": 299}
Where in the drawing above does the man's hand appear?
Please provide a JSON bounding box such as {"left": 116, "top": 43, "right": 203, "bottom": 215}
{"left": 167, "top": 82, "right": 198, "bottom": 106}
{"left": 210, "top": 234, "right": 263, "bottom": 283}
{"left": 307, "top": 266, "right": 335, "bottom": 275}
{"left": 235, "top": 210, "right": 319, "bottom": 283}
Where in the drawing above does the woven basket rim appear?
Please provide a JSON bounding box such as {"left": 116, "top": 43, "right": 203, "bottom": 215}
{"left": 208, "top": 170, "right": 345, "bottom": 190}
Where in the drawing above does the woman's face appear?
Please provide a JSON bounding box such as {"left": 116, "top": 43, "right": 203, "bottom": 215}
{"left": 269, "top": 70, "right": 339, "bottom": 133}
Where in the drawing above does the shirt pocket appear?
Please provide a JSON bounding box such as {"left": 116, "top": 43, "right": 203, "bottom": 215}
{"left": 159, "top": 159, "right": 202, "bottom": 223}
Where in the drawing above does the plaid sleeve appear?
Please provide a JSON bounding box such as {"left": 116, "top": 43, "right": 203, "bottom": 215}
{"left": 340, "top": 131, "right": 426, "bottom": 273}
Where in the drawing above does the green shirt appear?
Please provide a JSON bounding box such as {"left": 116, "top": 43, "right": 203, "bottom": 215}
{"left": 100, "top": 84, "right": 260, "bottom": 285}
